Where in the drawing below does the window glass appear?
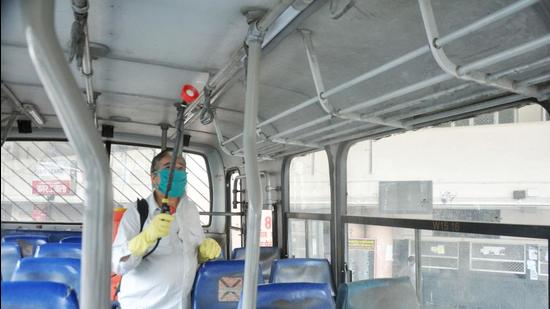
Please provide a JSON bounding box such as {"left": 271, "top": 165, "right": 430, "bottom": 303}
{"left": 289, "top": 151, "right": 330, "bottom": 213}
{"left": 109, "top": 144, "right": 212, "bottom": 225}
{"left": 345, "top": 223, "right": 548, "bottom": 308}
{"left": 498, "top": 108, "right": 515, "bottom": 124}
{"left": 473, "top": 113, "right": 494, "bottom": 125}
{"left": 229, "top": 170, "right": 243, "bottom": 252}
{"left": 346, "top": 118, "right": 550, "bottom": 225}
{"left": 419, "top": 230, "right": 547, "bottom": 309}
{"left": 288, "top": 219, "right": 330, "bottom": 260}
{"left": 518, "top": 104, "right": 543, "bottom": 122}
{"left": 1, "top": 141, "right": 85, "bottom": 222}
{"left": 346, "top": 224, "right": 414, "bottom": 284}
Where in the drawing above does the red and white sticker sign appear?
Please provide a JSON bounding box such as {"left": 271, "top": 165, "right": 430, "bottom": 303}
{"left": 32, "top": 180, "right": 72, "bottom": 195}
{"left": 259, "top": 210, "right": 273, "bottom": 247}
{"left": 32, "top": 161, "right": 75, "bottom": 196}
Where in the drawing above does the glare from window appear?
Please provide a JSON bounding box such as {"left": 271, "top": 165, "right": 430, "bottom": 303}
{"left": 289, "top": 151, "right": 330, "bottom": 214}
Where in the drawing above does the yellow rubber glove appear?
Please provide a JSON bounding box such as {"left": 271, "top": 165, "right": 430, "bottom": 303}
{"left": 128, "top": 213, "right": 174, "bottom": 257}
{"left": 198, "top": 238, "right": 221, "bottom": 264}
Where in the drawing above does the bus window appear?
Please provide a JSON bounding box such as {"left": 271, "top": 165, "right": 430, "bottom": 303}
{"left": 419, "top": 231, "right": 547, "bottom": 309}
{"left": 228, "top": 169, "right": 243, "bottom": 252}
{"left": 346, "top": 106, "right": 549, "bottom": 308}
{"left": 346, "top": 105, "right": 550, "bottom": 225}
{"left": 289, "top": 219, "right": 330, "bottom": 261}
{"left": 109, "top": 144, "right": 211, "bottom": 226}
{"left": 288, "top": 150, "right": 332, "bottom": 260}
{"left": 289, "top": 151, "right": 330, "bottom": 214}
{"left": 1, "top": 141, "right": 85, "bottom": 223}
{"left": 346, "top": 224, "right": 415, "bottom": 285}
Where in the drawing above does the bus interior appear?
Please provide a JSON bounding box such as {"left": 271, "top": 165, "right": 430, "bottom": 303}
{"left": 1, "top": 0, "right": 549, "bottom": 308}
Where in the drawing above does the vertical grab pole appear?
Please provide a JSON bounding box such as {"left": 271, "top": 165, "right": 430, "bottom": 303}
{"left": 21, "top": 1, "right": 113, "bottom": 308}
{"left": 241, "top": 22, "right": 265, "bottom": 309}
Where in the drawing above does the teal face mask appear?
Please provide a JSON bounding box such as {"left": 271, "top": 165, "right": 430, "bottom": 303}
{"left": 156, "top": 169, "right": 188, "bottom": 198}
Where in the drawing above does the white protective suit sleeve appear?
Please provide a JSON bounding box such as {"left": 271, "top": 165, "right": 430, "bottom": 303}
{"left": 112, "top": 205, "right": 144, "bottom": 275}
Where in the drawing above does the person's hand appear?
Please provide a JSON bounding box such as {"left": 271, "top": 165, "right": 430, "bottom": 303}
{"left": 198, "top": 238, "right": 221, "bottom": 263}
{"left": 128, "top": 214, "right": 174, "bottom": 257}
{"left": 143, "top": 213, "right": 174, "bottom": 241}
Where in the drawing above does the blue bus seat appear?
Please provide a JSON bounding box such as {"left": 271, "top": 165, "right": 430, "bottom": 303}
{"left": 2, "top": 234, "right": 49, "bottom": 256}
{"left": 192, "top": 260, "right": 262, "bottom": 309}
{"left": 59, "top": 236, "right": 82, "bottom": 244}
{"left": 231, "top": 247, "right": 281, "bottom": 282}
{"left": 1, "top": 242, "right": 22, "bottom": 281}
{"left": 1, "top": 281, "right": 78, "bottom": 309}
{"left": 35, "top": 243, "right": 81, "bottom": 259}
{"left": 238, "top": 283, "right": 335, "bottom": 309}
{"left": 336, "top": 277, "right": 419, "bottom": 309}
{"left": 11, "top": 257, "right": 81, "bottom": 298}
{"left": 269, "top": 258, "right": 335, "bottom": 296}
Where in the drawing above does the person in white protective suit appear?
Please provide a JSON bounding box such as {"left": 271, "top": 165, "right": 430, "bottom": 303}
{"left": 112, "top": 149, "right": 221, "bottom": 309}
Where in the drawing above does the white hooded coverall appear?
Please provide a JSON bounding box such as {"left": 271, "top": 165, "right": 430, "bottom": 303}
{"left": 112, "top": 194, "right": 205, "bottom": 309}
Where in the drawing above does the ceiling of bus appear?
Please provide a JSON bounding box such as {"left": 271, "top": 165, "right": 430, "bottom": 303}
{"left": 2, "top": 0, "right": 549, "bottom": 156}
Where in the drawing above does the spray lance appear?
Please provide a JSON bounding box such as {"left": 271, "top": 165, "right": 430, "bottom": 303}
{"left": 142, "top": 84, "right": 199, "bottom": 259}
{"left": 159, "top": 84, "right": 200, "bottom": 213}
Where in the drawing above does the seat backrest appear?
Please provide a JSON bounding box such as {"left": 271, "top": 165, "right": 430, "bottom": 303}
{"left": 336, "top": 277, "right": 420, "bottom": 309}
{"left": 34, "top": 243, "right": 82, "bottom": 259}
{"left": 270, "top": 258, "right": 335, "bottom": 296}
{"left": 231, "top": 247, "right": 281, "bottom": 282}
{"left": 1, "top": 243, "right": 22, "bottom": 281}
{"left": 1, "top": 281, "right": 79, "bottom": 309}
{"left": 11, "top": 257, "right": 81, "bottom": 298}
{"left": 192, "top": 260, "right": 262, "bottom": 309}
{"left": 2, "top": 234, "right": 49, "bottom": 256}
{"left": 238, "top": 283, "right": 335, "bottom": 309}
{"left": 59, "top": 236, "right": 82, "bottom": 244}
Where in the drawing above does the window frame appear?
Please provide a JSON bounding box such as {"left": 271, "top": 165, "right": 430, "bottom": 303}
{"left": 1, "top": 139, "right": 214, "bottom": 227}
{"left": 282, "top": 123, "right": 550, "bottom": 303}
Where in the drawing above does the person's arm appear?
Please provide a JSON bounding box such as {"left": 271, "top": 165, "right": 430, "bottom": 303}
{"left": 112, "top": 206, "right": 142, "bottom": 275}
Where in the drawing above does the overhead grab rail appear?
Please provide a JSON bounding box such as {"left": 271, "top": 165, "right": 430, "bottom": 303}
{"left": 185, "top": 0, "right": 297, "bottom": 129}
{"left": 21, "top": 1, "right": 113, "bottom": 309}
{"left": 269, "top": 75, "right": 549, "bottom": 159}
{"left": 208, "top": 1, "right": 322, "bottom": 158}
{"left": 299, "top": 29, "right": 408, "bottom": 129}
{"left": 267, "top": 70, "right": 550, "bottom": 158}
{"left": 418, "top": 0, "right": 543, "bottom": 100}
{"left": 223, "top": 0, "right": 545, "bottom": 152}
{"left": 246, "top": 34, "right": 550, "bottom": 157}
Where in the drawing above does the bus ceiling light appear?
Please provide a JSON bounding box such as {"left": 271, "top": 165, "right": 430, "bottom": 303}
{"left": 180, "top": 84, "right": 199, "bottom": 104}
{"left": 22, "top": 103, "right": 45, "bottom": 126}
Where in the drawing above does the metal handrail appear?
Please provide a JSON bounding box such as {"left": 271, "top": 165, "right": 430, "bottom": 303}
{"left": 224, "top": 0, "right": 543, "bottom": 150}
{"left": 241, "top": 23, "right": 265, "bottom": 309}
{"left": 418, "top": 0, "right": 542, "bottom": 100}
{"left": 21, "top": 1, "right": 113, "bottom": 308}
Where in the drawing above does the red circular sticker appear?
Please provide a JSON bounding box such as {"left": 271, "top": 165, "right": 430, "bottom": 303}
{"left": 181, "top": 84, "right": 199, "bottom": 103}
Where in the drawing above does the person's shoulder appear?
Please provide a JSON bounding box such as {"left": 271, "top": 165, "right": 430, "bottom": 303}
{"left": 179, "top": 196, "right": 200, "bottom": 214}
{"left": 120, "top": 201, "right": 141, "bottom": 222}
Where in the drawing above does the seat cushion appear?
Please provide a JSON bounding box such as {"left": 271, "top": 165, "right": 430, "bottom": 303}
{"left": 1, "top": 281, "right": 79, "bottom": 309}
{"left": 11, "top": 257, "right": 81, "bottom": 298}
{"left": 231, "top": 247, "right": 281, "bottom": 282}
{"left": 336, "top": 277, "right": 420, "bottom": 309}
{"left": 192, "top": 260, "right": 262, "bottom": 309}
{"left": 34, "top": 243, "right": 81, "bottom": 259}
{"left": 270, "top": 258, "right": 335, "bottom": 296}
{"left": 239, "top": 283, "right": 335, "bottom": 309}
{"left": 1, "top": 243, "right": 22, "bottom": 280}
